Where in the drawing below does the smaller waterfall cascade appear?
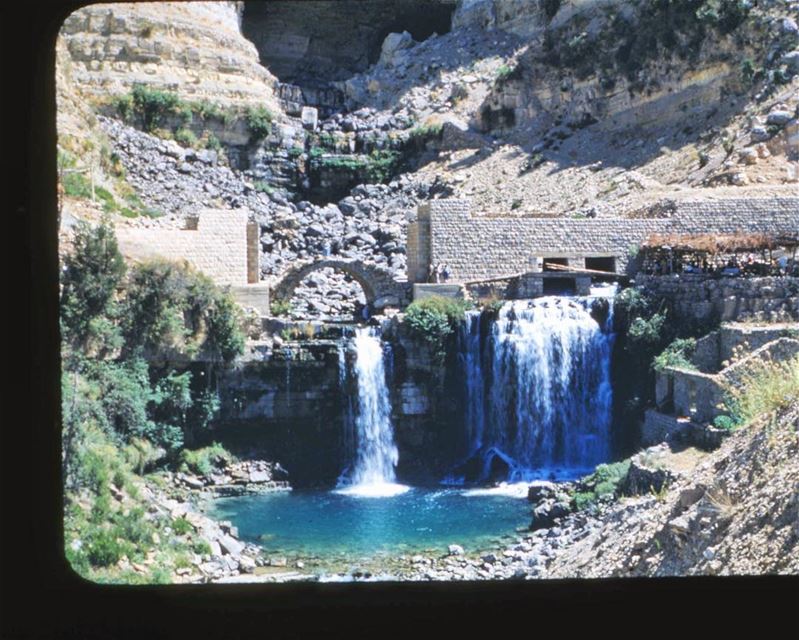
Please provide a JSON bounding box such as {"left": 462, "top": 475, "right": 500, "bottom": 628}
{"left": 454, "top": 286, "right": 617, "bottom": 482}
{"left": 336, "top": 327, "right": 408, "bottom": 497}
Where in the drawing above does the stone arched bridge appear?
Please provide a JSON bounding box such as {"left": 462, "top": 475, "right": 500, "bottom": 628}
{"left": 269, "top": 258, "right": 411, "bottom": 310}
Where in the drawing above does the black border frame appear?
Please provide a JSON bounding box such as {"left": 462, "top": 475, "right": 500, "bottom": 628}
{"left": 5, "top": 1, "right": 798, "bottom": 636}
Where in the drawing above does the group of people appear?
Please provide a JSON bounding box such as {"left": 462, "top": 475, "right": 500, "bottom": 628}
{"left": 428, "top": 262, "right": 451, "bottom": 283}
{"left": 644, "top": 253, "right": 799, "bottom": 277}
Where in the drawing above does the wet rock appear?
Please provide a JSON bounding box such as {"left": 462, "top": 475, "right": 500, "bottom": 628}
{"left": 448, "top": 544, "right": 465, "bottom": 556}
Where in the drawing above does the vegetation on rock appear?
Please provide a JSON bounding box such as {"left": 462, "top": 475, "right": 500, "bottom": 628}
{"left": 719, "top": 354, "right": 799, "bottom": 430}
{"left": 404, "top": 296, "right": 472, "bottom": 362}
{"left": 652, "top": 337, "right": 698, "bottom": 372}
{"left": 61, "top": 220, "right": 246, "bottom": 582}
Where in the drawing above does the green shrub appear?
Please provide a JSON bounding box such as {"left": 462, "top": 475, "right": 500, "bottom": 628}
{"left": 85, "top": 528, "right": 128, "bottom": 567}
{"left": 174, "top": 128, "right": 199, "bottom": 148}
{"left": 62, "top": 171, "right": 92, "bottom": 198}
{"left": 60, "top": 220, "right": 126, "bottom": 351}
{"left": 270, "top": 300, "right": 291, "bottom": 317}
{"left": 713, "top": 414, "right": 738, "bottom": 431}
{"left": 404, "top": 296, "right": 472, "bottom": 362}
{"left": 365, "top": 149, "right": 402, "bottom": 183}
{"left": 204, "top": 133, "right": 222, "bottom": 150}
{"left": 740, "top": 57, "right": 756, "bottom": 84}
{"left": 113, "top": 93, "right": 135, "bottom": 122}
{"left": 572, "top": 491, "right": 596, "bottom": 511}
{"left": 171, "top": 517, "right": 192, "bottom": 536}
{"left": 246, "top": 106, "right": 273, "bottom": 140}
{"left": 193, "top": 539, "right": 212, "bottom": 555}
{"left": 178, "top": 443, "right": 234, "bottom": 476}
{"left": 408, "top": 122, "right": 443, "bottom": 143}
{"left": 495, "top": 64, "right": 516, "bottom": 82}
{"left": 121, "top": 259, "right": 244, "bottom": 363}
{"left": 254, "top": 181, "right": 274, "bottom": 194}
{"left": 571, "top": 460, "right": 631, "bottom": 510}
{"left": 653, "top": 337, "right": 697, "bottom": 372}
{"left": 130, "top": 84, "right": 180, "bottom": 132}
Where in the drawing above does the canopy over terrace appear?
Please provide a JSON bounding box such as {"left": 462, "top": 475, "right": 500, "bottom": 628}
{"left": 640, "top": 232, "right": 799, "bottom": 275}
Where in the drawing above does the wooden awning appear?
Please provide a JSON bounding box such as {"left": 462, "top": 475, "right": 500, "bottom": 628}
{"left": 642, "top": 232, "right": 799, "bottom": 253}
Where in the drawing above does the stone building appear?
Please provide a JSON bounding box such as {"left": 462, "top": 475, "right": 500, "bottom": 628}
{"left": 406, "top": 196, "right": 799, "bottom": 293}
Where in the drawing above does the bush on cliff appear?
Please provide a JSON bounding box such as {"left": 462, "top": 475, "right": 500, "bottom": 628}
{"left": 404, "top": 295, "right": 472, "bottom": 362}
{"left": 653, "top": 337, "right": 697, "bottom": 372}
{"left": 121, "top": 259, "right": 244, "bottom": 363}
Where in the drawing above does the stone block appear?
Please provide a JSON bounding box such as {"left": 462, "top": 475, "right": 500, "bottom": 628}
{"left": 301, "top": 106, "right": 318, "bottom": 131}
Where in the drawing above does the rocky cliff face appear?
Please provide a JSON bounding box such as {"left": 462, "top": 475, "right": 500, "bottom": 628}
{"left": 58, "top": 1, "right": 281, "bottom": 111}
{"left": 536, "top": 403, "right": 799, "bottom": 577}
{"left": 57, "top": 0, "right": 799, "bottom": 313}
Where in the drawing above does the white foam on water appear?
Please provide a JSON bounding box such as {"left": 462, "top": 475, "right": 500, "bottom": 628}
{"left": 461, "top": 482, "right": 530, "bottom": 498}
{"left": 334, "top": 482, "right": 410, "bottom": 498}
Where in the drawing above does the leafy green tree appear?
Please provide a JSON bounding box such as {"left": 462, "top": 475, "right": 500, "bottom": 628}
{"left": 60, "top": 219, "right": 126, "bottom": 354}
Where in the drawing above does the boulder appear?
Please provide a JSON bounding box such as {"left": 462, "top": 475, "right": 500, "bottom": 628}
{"left": 448, "top": 544, "right": 465, "bottom": 556}
{"left": 766, "top": 110, "right": 793, "bottom": 127}
{"left": 530, "top": 499, "right": 572, "bottom": 531}
{"left": 249, "top": 469, "right": 272, "bottom": 483}
{"left": 527, "top": 481, "right": 558, "bottom": 503}
{"left": 750, "top": 125, "right": 770, "bottom": 142}
{"left": 301, "top": 106, "right": 318, "bottom": 131}
{"left": 620, "top": 459, "right": 675, "bottom": 496}
{"left": 379, "top": 31, "right": 415, "bottom": 67}
{"left": 218, "top": 534, "right": 245, "bottom": 556}
{"left": 239, "top": 555, "right": 256, "bottom": 573}
{"left": 783, "top": 50, "right": 799, "bottom": 74}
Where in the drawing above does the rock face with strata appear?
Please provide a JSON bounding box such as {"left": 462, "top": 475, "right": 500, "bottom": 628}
{"left": 59, "top": 1, "right": 282, "bottom": 111}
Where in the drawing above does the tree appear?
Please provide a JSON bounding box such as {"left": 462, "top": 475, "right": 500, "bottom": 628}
{"left": 60, "top": 219, "right": 126, "bottom": 355}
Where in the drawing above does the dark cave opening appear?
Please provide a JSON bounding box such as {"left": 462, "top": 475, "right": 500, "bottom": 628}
{"left": 241, "top": 1, "right": 456, "bottom": 88}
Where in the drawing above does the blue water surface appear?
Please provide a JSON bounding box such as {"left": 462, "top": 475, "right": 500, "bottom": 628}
{"left": 207, "top": 487, "right": 531, "bottom": 558}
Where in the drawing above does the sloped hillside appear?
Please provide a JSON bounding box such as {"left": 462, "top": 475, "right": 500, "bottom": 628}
{"left": 537, "top": 401, "right": 799, "bottom": 577}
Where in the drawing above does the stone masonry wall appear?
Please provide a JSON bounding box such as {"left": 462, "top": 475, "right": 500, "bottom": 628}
{"left": 636, "top": 275, "right": 799, "bottom": 322}
{"left": 409, "top": 196, "right": 799, "bottom": 284}
{"left": 116, "top": 209, "right": 250, "bottom": 286}
{"left": 660, "top": 337, "right": 799, "bottom": 423}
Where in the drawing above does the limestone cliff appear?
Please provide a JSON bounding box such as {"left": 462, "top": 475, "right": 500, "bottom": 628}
{"left": 58, "top": 1, "right": 281, "bottom": 111}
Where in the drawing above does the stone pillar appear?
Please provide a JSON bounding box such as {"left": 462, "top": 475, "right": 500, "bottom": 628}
{"left": 407, "top": 205, "right": 431, "bottom": 283}
{"left": 246, "top": 221, "right": 260, "bottom": 284}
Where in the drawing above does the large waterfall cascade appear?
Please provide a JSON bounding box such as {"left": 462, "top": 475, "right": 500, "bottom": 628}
{"left": 455, "top": 286, "right": 617, "bottom": 482}
{"left": 336, "top": 327, "right": 409, "bottom": 497}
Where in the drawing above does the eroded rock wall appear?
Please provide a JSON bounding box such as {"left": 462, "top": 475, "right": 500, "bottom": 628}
{"left": 59, "top": 1, "right": 282, "bottom": 111}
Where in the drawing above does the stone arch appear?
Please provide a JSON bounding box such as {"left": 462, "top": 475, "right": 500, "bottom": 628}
{"left": 269, "top": 258, "right": 407, "bottom": 308}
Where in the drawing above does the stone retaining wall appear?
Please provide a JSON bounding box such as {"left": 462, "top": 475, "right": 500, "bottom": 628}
{"left": 691, "top": 323, "right": 799, "bottom": 373}
{"left": 407, "top": 196, "right": 799, "bottom": 284}
{"left": 657, "top": 337, "right": 799, "bottom": 423}
{"left": 636, "top": 275, "right": 799, "bottom": 322}
{"left": 116, "top": 209, "right": 257, "bottom": 287}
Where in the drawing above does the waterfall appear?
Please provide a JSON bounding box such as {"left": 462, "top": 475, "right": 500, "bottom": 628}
{"left": 459, "top": 310, "right": 485, "bottom": 456}
{"left": 336, "top": 327, "right": 408, "bottom": 497}
{"left": 455, "top": 287, "right": 616, "bottom": 482}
